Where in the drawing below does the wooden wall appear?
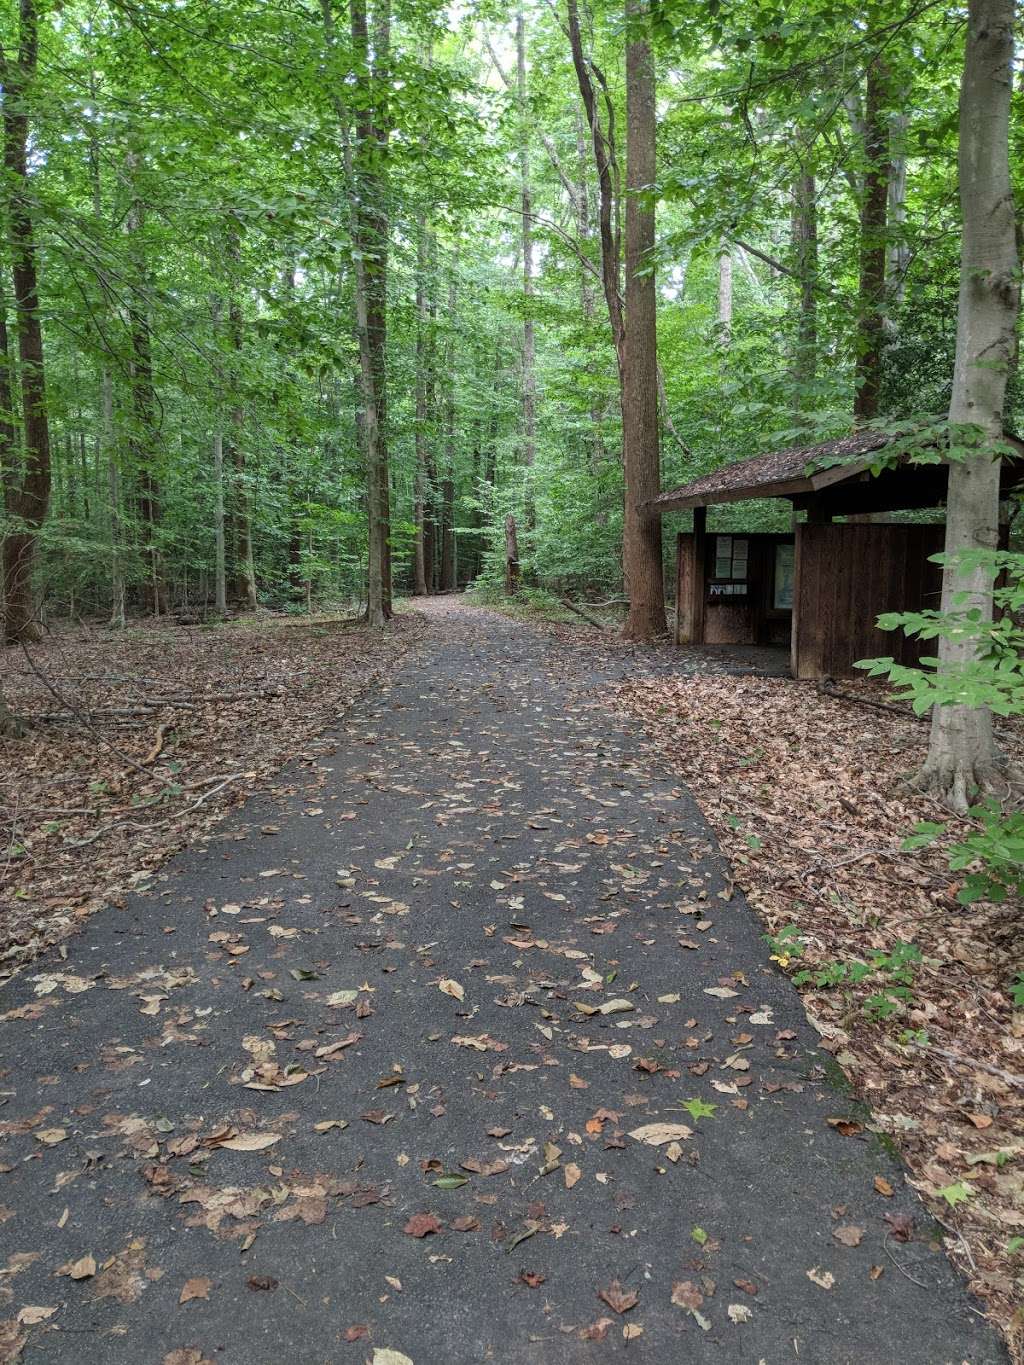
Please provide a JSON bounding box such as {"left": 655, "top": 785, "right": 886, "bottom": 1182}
{"left": 793, "top": 523, "right": 944, "bottom": 678}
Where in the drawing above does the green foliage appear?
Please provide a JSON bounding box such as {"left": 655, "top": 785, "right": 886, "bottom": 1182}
{"left": 774, "top": 933, "right": 923, "bottom": 1020}
{"left": 859, "top": 549, "right": 1024, "bottom": 919}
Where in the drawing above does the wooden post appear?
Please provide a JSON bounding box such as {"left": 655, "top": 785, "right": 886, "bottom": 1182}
{"left": 675, "top": 531, "right": 693, "bottom": 644}
{"left": 691, "top": 505, "right": 707, "bottom": 645}
{"left": 791, "top": 522, "right": 803, "bottom": 678}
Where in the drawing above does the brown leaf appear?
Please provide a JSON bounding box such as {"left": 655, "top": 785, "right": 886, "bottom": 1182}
{"left": 579, "top": 1317, "right": 614, "bottom": 1342}
{"left": 403, "top": 1212, "right": 442, "bottom": 1238}
{"left": 247, "top": 1276, "right": 278, "bottom": 1292}
{"left": 873, "top": 1176, "right": 893, "bottom": 1197}
{"left": 832, "top": 1225, "right": 863, "bottom": 1248}
{"left": 519, "top": 1270, "right": 546, "bottom": 1288}
{"left": 450, "top": 1216, "right": 479, "bottom": 1233}
{"left": 179, "top": 1277, "right": 213, "bottom": 1305}
{"left": 598, "top": 1280, "right": 638, "bottom": 1314}
{"left": 671, "top": 1280, "right": 703, "bottom": 1311}
{"left": 826, "top": 1117, "right": 863, "bottom": 1137}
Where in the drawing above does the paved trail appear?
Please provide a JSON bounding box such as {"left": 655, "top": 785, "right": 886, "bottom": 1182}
{"left": 0, "top": 602, "right": 1005, "bottom": 1364}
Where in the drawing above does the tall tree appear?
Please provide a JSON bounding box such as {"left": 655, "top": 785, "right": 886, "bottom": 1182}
{"left": 916, "top": 0, "right": 1019, "bottom": 808}
{"left": 852, "top": 54, "right": 889, "bottom": 421}
{"left": 620, "top": 0, "right": 665, "bottom": 640}
{"left": 349, "top": 0, "right": 392, "bottom": 626}
{"left": 1, "top": 0, "right": 52, "bottom": 643}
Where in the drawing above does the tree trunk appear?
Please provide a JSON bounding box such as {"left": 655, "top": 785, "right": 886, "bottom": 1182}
{"left": 124, "top": 152, "right": 166, "bottom": 617}
{"left": 439, "top": 273, "right": 457, "bottom": 592}
{"left": 504, "top": 513, "right": 520, "bottom": 596}
{"left": 917, "top": 0, "right": 1019, "bottom": 810}
{"left": 717, "top": 243, "right": 733, "bottom": 343}
{"left": 349, "top": 0, "right": 392, "bottom": 627}
{"left": 791, "top": 160, "right": 818, "bottom": 393}
{"left": 886, "top": 113, "right": 910, "bottom": 307}
{"left": 1, "top": 0, "right": 52, "bottom": 645}
{"left": 413, "top": 220, "right": 431, "bottom": 596}
{"left": 225, "top": 221, "right": 257, "bottom": 611}
{"left": 516, "top": 5, "right": 537, "bottom": 473}
{"left": 852, "top": 57, "right": 889, "bottom": 421}
{"left": 621, "top": 0, "right": 665, "bottom": 642}
{"left": 102, "top": 369, "right": 126, "bottom": 628}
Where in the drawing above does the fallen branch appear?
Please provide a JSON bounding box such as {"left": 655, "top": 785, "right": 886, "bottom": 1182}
{"left": 914, "top": 1042, "right": 1024, "bottom": 1091}
{"left": 560, "top": 598, "right": 606, "bottom": 629}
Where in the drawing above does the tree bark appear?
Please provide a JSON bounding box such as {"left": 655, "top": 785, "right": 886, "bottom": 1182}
{"left": 790, "top": 159, "right": 818, "bottom": 393}
{"left": 567, "top": 0, "right": 625, "bottom": 371}
{"left": 1, "top": 0, "right": 52, "bottom": 645}
{"left": 349, "top": 0, "right": 392, "bottom": 627}
{"left": 224, "top": 220, "right": 257, "bottom": 611}
{"left": 124, "top": 151, "right": 166, "bottom": 617}
{"left": 886, "top": 113, "right": 910, "bottom": 307}
{"left": 717, "top": 243, "right": 733, "bottom": 343}
{"left": 439, "top": 271, "right": 457, "bottom": 592}
{"left": 852, "top": 57, "right": 889, "bottom": 421}
{"left": 516, "top": 5, "right": 537, "bottom": 473}
{"left": 917, "top": 0, "right": 1019, "bottom": 810}
{"left": 504, "top": 513, "right": 520, "bottom": 596}
{"left": 621, "top": 0, "right": 665, "bottom": 641}
{"left": 413, "top": 219, "right": 431, "bottom": 596}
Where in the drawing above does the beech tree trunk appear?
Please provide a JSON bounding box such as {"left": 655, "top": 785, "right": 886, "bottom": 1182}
{"left": 717, "top": 244, "right": 733, "bottom": 343}
{"left": 852, "top": 57, "right": 889, "bottom": 421}
{"left": 1, "top": 0, "right": 52, "bottom": 645}
{"left": 791, "top": 159, "right": 818, "bottom": 392}
{"left": 917, "top": 0, "right": 1019, "bottom": 810}
{"left": 621, "top": 0, "right": 665, "bottom": 641}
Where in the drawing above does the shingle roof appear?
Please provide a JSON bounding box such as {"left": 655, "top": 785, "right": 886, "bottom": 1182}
{"left": 651, "top": 429, "right": 893, "bottom": 510}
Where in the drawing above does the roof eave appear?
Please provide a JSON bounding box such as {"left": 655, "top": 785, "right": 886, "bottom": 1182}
{"left": 651, "top": 475, "right": 815, "bottom": 512}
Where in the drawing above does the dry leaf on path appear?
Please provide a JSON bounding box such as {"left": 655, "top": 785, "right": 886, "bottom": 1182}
{"left": 628, "top": 1123, "right": 692, "bottom": 1147}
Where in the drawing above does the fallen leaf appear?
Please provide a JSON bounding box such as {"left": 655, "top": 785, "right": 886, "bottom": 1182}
{"left": 179, "top": 1277, "right": 213, "bottom": 1304}
{"left": 727, "top": 1303, "right": 753, "bottom": 1324}
{"left": 598, "top": 1280, "right": 638, "bottom": 1314}
{"left": 627, "top": 1122, "right": 692, "bottom": 1147}
{"left": 564, "top": 1162, "right": 582, "bottom": 1189}
{"left": 218, "top": 1133, "right": 281, "bottom": 1152}
{"left": 33, "top": 1128, "right": 67, "bottom": 1146}
{"left": 16, "top": 1306, "right": 56, "bottom": 1325}
{"left": 806, "top": 1267, "right": 835, "bottom": 1289}
{"left": 67, "top": 1254, "right": 96, "bottom": 1280}
{"left": 403, "top": 1213, "right": 442, "bottom": 1238}
{"left": 438, "top": 979, "right": 464, "bottom": 1001}
{"left": 832, "top": 1225, "right": 863, "bottom": 1248}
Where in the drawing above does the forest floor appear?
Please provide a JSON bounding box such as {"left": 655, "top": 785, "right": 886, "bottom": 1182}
{"left": 0, "top": 608, "right": 425, "bottom": 985}
{"left": 0, "top": 597, "right": 1010, "bottom": 1364}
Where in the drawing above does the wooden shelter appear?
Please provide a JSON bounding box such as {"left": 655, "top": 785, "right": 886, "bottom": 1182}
{"left": 650, "top": 429, "right": 1024, "bottom": 679}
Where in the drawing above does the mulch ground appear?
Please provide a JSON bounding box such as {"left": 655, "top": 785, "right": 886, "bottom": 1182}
{"left": 0, "top": 610, "right": 424, "bottom": 985}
